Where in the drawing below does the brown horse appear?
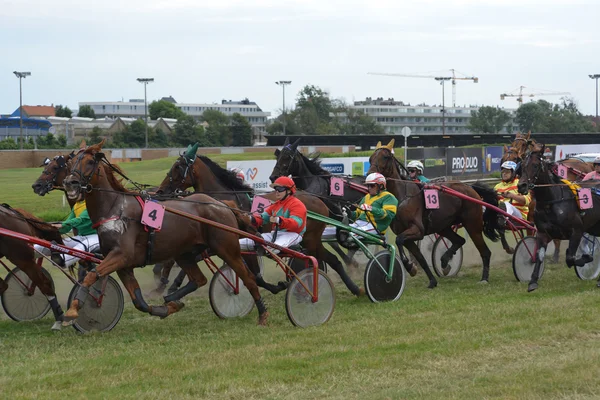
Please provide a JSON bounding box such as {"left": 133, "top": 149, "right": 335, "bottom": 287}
{"left": 518, "top": 142, "right": 600, "bottom": 292}
{"left": 61, "top": 140, "right": 269, "bottom": 325}
{"left": 32, "top": 151, "right": 77, "bottom": 201}
{"left": 368, "top": 139, "right": 503, "bottom": 288}
{"left": 156, "top": 149, "right": 365, "bottom": 297}
{"left": 0, "top": 204, "right": 66, "bottom": 330}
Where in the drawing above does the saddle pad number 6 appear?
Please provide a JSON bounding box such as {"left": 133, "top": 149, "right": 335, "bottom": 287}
{"left": 424, "top": 189, "right": 440, "bottom": 209}
{"left": 141, "top": 201, "right": 166, "bottom": 230}
{"left": 579, "top": 188, "right": 593, "bottom": 210}
{"left": 330, "top": 177, "right": 344, "bottom": 196}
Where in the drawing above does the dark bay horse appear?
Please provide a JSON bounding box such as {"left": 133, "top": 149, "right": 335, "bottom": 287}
{"left": 61, "top": 140, "right": 270, "bottom": 325}
{"left": 32, "top": 151, "right": 76, "bottom": 201}
{"left": 368, "top": 140, "right": 503, "bottom": 288}
{"left": 269, "top": 137, "right": 367, "bottom": 268}
{"left": 518, "top": 142, "right": 600, "bottom": 292}
{"left": 0, "top": 204, "right": 66, "bottom": 330}
{"left": 156, "top": 148, "right": 365, "bottom": 297}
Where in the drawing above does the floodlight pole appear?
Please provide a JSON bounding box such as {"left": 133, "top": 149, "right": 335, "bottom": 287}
{"left": 590, "top": 74, "right": 600, "bottom": 121}
{"left": 276, "top": 81, "right": 291, "bottom": 135}
{"left": 13, "top": 71, "right": 31, "bottom": 150}
{"left": 137, "top": 78, "right": 154, "bottom": 148}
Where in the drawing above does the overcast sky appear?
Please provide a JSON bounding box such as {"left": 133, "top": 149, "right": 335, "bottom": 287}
{"left": 2, "top": 0, "right": 599, "bottom": 117}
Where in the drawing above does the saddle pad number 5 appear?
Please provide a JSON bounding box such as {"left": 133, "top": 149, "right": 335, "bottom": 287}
{"left": 424, "top": 189, "right": 440, "bottom": 209}
{"left": 141, "top": 201, "right": 166, "bottom": 230}
{"left": 557, "top": 164, "right": 568, "bottom": 179}
{"left": 579, "top": 188, "right": 593, "bottom": 210}
{"left": 330, "top": 177, "right": 344, "bottom": 196}
{"left": 251, "top": 196, "right": 271, "bottom": 213}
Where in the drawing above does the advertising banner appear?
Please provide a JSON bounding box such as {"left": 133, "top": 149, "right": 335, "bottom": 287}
{"left": 484, "top": 146, "right": 503, "bottom": 173}
{"left": 555, "top": 144, "right": 600, "bottom": 160}
{"left": 405, "top": 148, "right": 445, "bottom": 178}
{"left": 446, "top": 148, "right": 483, "bottom": 176}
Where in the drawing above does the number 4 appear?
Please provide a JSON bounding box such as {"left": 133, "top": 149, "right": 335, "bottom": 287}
{"left": 148, "top": 209, "right": 157, "bottom": 221}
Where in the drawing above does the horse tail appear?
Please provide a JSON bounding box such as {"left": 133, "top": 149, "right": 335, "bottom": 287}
{"left": 2, "top": 205, "right": 64, "bottom": 244}
{"left": 470, "top": 182, "right": 501, "bottom": 242}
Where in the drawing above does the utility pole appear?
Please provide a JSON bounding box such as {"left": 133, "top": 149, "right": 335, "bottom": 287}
{"left": 436, "top": 77, "right": 450, "bottom": 135}
{"left": 590, "top": 74, "right": 600, "bottom": 121}
{"left": 13, "top": 71, "right": 31, "bottom": 150}
{"left": 276, "top": 81, "right": 291, "bottom": 135}
{"left": 137, "top": 78, "right": 154, "bottom": 148}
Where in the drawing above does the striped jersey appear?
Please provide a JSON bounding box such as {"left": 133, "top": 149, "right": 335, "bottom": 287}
{"left": 352, "top": 190, "right": 398, "bottom": 233}
{"left": 494, "top": 178, "right": 531, "bottom": 219}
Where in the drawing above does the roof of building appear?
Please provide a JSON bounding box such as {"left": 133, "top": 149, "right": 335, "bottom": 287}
{"left": 12, "top": 105, "right": 56, "bottom": 118}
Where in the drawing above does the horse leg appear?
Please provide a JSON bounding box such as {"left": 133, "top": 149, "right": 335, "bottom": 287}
{"left": 218, "top": 250, "right": 267, "bottom": 326}
{"left": 0, "top": 277, "right": 7, "bottom": 295}
{"left": 151, "top": 260, "right": 175, "bottom": 295}
{"left": 552, "top": 240, "right": 561, "bottom": 264}
{"left": 116, "top": 267, "right": 184, "bottom": 318}
{"left": 318, "top": 242, "right": 363, "bottom": 296}
{"left": 499, "top": 231, "right": 515, "bottom": 255}
{"left": 167, "top": 268, "right": 187, "bottom": 295}
{"left": 396, "top": 231, "right": 438, "bottom": 289}
{"left": 403, "top": 240, "right": 434, "bottom": 284}
{"left": 243, "top": 254, "right": 288, "bottom": 295}
{"left": 528, "top": 234, "right": 550, "bottom": 292}
{"left": 162, "top": 254, "right": 208, "bottom": 309}
{"left": 461, "top": 222, "right": 492, "bottom": 283}
{"left": 19, "top": 259, "right": 65, "bottom": 330}
{"left": 437, "top": 227, "right": 467, "bottom": 277}
{"left": 328, "top": 242, "right": 358, "bottom": 268}
{"left": 568, "top": 231, "right": 592, "bottom": 267}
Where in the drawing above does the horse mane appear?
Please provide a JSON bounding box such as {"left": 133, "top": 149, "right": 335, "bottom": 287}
{"left": 301, "top": 153, "right": 331, "bottom": 176}
{"left": 197, "top": 155, "right": 253, "bottom": 192}
{"left": 101, "top": 162, "right": 131, "bottom": 193}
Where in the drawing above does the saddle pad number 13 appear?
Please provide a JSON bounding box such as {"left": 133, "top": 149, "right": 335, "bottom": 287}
{"left": 579, "top": 188, "right": 593, "bottom": 210}
{"left": 141, "top": 201, "right": 166, "bottom": 230}
{"left": 424, "top": 189, "right": 440, "bottom": 209}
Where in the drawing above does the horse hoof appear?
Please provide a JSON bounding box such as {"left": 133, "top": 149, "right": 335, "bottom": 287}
{"left": 427, "top": 281, "right": 438, "bottom": 289}
{"left": 357, "top": 287, "right": 365, "bottom": 297}
{"left": 0, "top": 281, "right": 7, "bottom": 295}
{"left": 277, "top": 281, "right": 289, "bottom": 290}
{"left": 166, "top": 301, "right": 185, "bottom": 314}
{"left": 527, "top": 282, "right": 538, "bottom": 292}
{"left": 258, "top": 311, "right": 270, "bottom": 326}
{"left": 478, "top": 280, "right": 489, "bottom": 285}
{"left": 442, "top": 266, "right": 451, "bottom": 277}
{"left": 505, "top": 247, "right": 515, "bottom": 255}
{"left": 51, "top": 321, "right": 62, "bottom": 331}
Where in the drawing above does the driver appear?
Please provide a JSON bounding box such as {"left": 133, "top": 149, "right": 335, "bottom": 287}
{"left": 583, "top": 156, "right": 600, "bottom": 181}
{"left": 407, "top": 160, "right": 430, "bottom": 183}
{"left": 494, "top": 161, "right": 531, "bottom": 219}
{"left": 33, "top": 192, "right": 99, "bottom": 268}
{"left": 348, "top": 173, "right": 398, "bottom": 235}
{"left": 239, "top": 176, "right": 306, "bottom": 253}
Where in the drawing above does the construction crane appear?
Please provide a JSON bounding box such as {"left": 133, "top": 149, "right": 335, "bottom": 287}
{"left": 367, "top": 69, "right": 479, "bottom": 107}
{"left": 500, "top": 86, "right": 571, "bottom": 105}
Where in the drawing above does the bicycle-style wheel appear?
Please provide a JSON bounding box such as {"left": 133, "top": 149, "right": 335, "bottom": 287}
{"left": 209, "top": 265, "right": 255, "bottom": 319}
{"left": 575, "top": 235, "right": 600, "bottom": 280}
{"left": 364, "top": 250, "right": 406, "bottom": 303}
{"left": 431, "top": 237, "right": 463, "bottom": 277}
{"left": 1, "top": 267, "right": 53, "bottom": 322}
{"left": 512, "top": 236, "right": 545, "bottom": 282}
{"left": 285, "top": 269, "right": 335, "bottom": 328}
{"left": 67, "top": 276, "right": 124, "bottom": 333}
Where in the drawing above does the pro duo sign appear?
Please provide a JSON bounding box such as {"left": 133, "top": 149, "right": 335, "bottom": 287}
{"left": 446, "top": 148, "right": 483, "bottom": 175}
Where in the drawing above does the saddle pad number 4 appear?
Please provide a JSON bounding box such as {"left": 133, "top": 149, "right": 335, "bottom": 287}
{"left": 557, "top": 164, "right": 568, "bottom": 179}
{"left": 579, "top": 188, "right": 593, "bottom": 210}
{"left": 141, "top": 201, "right": 166, "bottom": 230}
{"left": 251, "top": 196, "right": 271, "bottom": 213}
{"left": 330, "top": 177, "right": 344, "bottom": 196}
{"left": 424, "top": 189, "right": 440, "bottom": 209}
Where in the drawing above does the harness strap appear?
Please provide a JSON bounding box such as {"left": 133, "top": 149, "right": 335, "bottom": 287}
{"left": 92, "top": 216, "right": 119, "bottom": 229}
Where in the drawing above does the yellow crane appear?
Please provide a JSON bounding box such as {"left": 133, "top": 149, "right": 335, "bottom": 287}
{"left": 367, "top": 69, "right": 479, "bottom": 107}
{"left": 500, "top": 86, "right": 571, "bottom": 105}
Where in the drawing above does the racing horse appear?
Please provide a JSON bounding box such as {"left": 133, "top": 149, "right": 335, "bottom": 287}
{"left": 156, "top": 145, "right": 365, "bottom": 297}
{"left": 368, "top": 139, "right": 503, "bottom": 288}
{"left": 61, "top": 140, "right": 270, "bottom": 325}
{"left": 0, "top": 204, "right": 66, "bottom": 330}
{"left": 32, "top": 151, "right": 77, "bottom": 200}
{"left": 518, "top": 141, "right": 600, "bottom": 292}
{"left": 269, "top": 137, "right": 367, "bottom": 269}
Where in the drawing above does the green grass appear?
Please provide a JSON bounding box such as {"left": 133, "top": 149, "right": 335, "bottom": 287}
{"left": 2, "top": 152, "right": 600, "bottom": 398}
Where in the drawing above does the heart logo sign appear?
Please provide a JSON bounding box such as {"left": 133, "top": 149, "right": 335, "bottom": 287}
{"left": 249, "top": 168, "right": 258, "bottom": 180}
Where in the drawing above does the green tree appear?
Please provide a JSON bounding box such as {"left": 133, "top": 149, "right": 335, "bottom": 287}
{"left": 78, "top": 105, "right": 96, "bottom": 118}
{"left": 516, "top": 98, "right": 593, "bottom": 133}
{"left": 89, "top": 126, "right": 104, "bottom": 145}
{"left": 149, "top": 100, "right": 186, "bottom": 120}
{"left": 55, "top": 105, "right": 73, "bottom": 118}
{"left": 294, "top": 85, "right": 333, "bottom": 134}
{"left": 202, "top": 110, "right": 230, "bottom": 146}
{"left": 230, "top": 113, "right": 253, "bottom": 146}
{"left": 57, "top": 134, "right": 67, "bottom": 147}
{"left": 37, "top": 133, "right": 57, "bottom": 148}
{"left": 266, "top": 112, "right": 302, "bottom": 135}
{"left": 468, "top": 106, "right": 511, "bottom": 133}
{"left": 332, "top": 103, "right": 384, "bottom": 135}
{"left": 153, "top": 128, "right": 171, "bottom": 147}
{"left": 173, "top": 115, "right": 207, "bottom": 146}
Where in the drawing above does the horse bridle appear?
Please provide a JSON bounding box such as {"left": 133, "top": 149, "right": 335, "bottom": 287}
{"left": 274, "top": 145, "right": 298, "bottom": 178}
{"left": 371, "top": 148, "right": 408, "bottom": 178}
{"left": 521, "top": 150, "right": 546, "bottom": 189}
{"left": 40, "top": 155, "right": 70, "bottom": 192}
{"left": 166, "top": 156, "right": 196, "bottom": 192}
{"left": 69, "top": 150, "right": 103, "bottom": 193}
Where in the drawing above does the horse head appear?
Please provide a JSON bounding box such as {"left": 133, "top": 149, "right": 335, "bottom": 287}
{"left": 157, "top": 154, "right": 198, "bottom": 195}
{"left": 32, "top": 151, "right": 76, "bottom": 196}
{"left": 367, "top": 139, "right": 405, "bottom": 178}
{"left": 63, "top": 139, "right": 106, "bottom": 201}
{"left": 518, "top": 141, "right": 546, "bottom": 195}
{"left": 270, "top": 138, "right": 301, "bottom": 182}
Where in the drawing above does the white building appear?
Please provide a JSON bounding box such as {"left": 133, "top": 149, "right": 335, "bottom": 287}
{"left": 344, "top": 97, "right": 517, "bottom": 134}
{"left": 79, "top": 97, "right": 271, "bottom": 142}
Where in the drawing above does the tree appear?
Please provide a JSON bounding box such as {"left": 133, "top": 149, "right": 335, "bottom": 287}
{"left": 230, "top": 113, "right": 253, "bottom": 146}
{"left": 202, "top": 110, "right": 230, "bottom": 146}
{"left": 515, "top": 98, "right": 594, "bottom": 133}
{"left": 55, "top": 105, "right": 73, "bottom": 118}
{"left": 173, "top": 115, "right": 207, "bottom": 146}
{"left": 78, "top": 105, "right": 96, "bottom": 118}
{"left": 468, "top": 106, "right": 511, "bottom": 133}
{"left": 57, "top": 134, "right": 67, "bottom": 148}
{"left": 89, "top": 126, "right": 104, "bottom": 145}
{"left": 294, "top": 85, "right": 334, "bottom": 134}
{"left": 331, "top": 102, "right": 384, "bottom": 135}
{"left": 149, "top": 100, "right": 186, "bottom": 120}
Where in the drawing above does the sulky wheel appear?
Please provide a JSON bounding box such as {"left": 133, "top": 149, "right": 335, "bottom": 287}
{"left": 575, "top": 234, "right": 600, "bottom": 280}
{"left": 209, "top": 265, "right": 255, "bottom": 319}
{"left": 364, "top": 250, "right": 406, "bottom": 303}
{"left": 67, "top": 275, "right": 124, "bottom": 333}
{"left": 431, "top": 237, "right": 463, "bottom": 277}
{"left": 512, "top": 236, "right": 545, "bottom": 282}
{"left": 285, "top": 269, "right": 335, "bottom": 328}
{"left": 1, "top": 267, "right": 53, "bottom": 322}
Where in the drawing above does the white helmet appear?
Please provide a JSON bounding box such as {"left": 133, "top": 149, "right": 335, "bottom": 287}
{"left": 365, "top": 172, "right": 386, "bottom": 188}
{"left": 501, "top": 161, "right": 517, "bottom": 171}
{"left": 594, "top": 156, "right": 600, "bottom": 165}
{"left": 407, "top": 160, "right": 424, "bottom": 174}
{"left": 230, "top": 168, "right": 245, "bottom": 182}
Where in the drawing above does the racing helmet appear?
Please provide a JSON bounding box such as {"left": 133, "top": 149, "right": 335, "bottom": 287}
{"left": 594, "top": 156, "right": 600, "bottom": 166}
{"left": 407, "top": 160, "right": 424, "bottom": 174}
{"left": 230, "top": 167, "right": 245, "bottom": 182}
{"left": 501, "top": 161, "right": 518, "bottom": 171}
{"left": 270, "top": 176, "right": 296, "bottom": 194}
{"left": 365, "top": 172, "right": 386, "bottom": 188}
